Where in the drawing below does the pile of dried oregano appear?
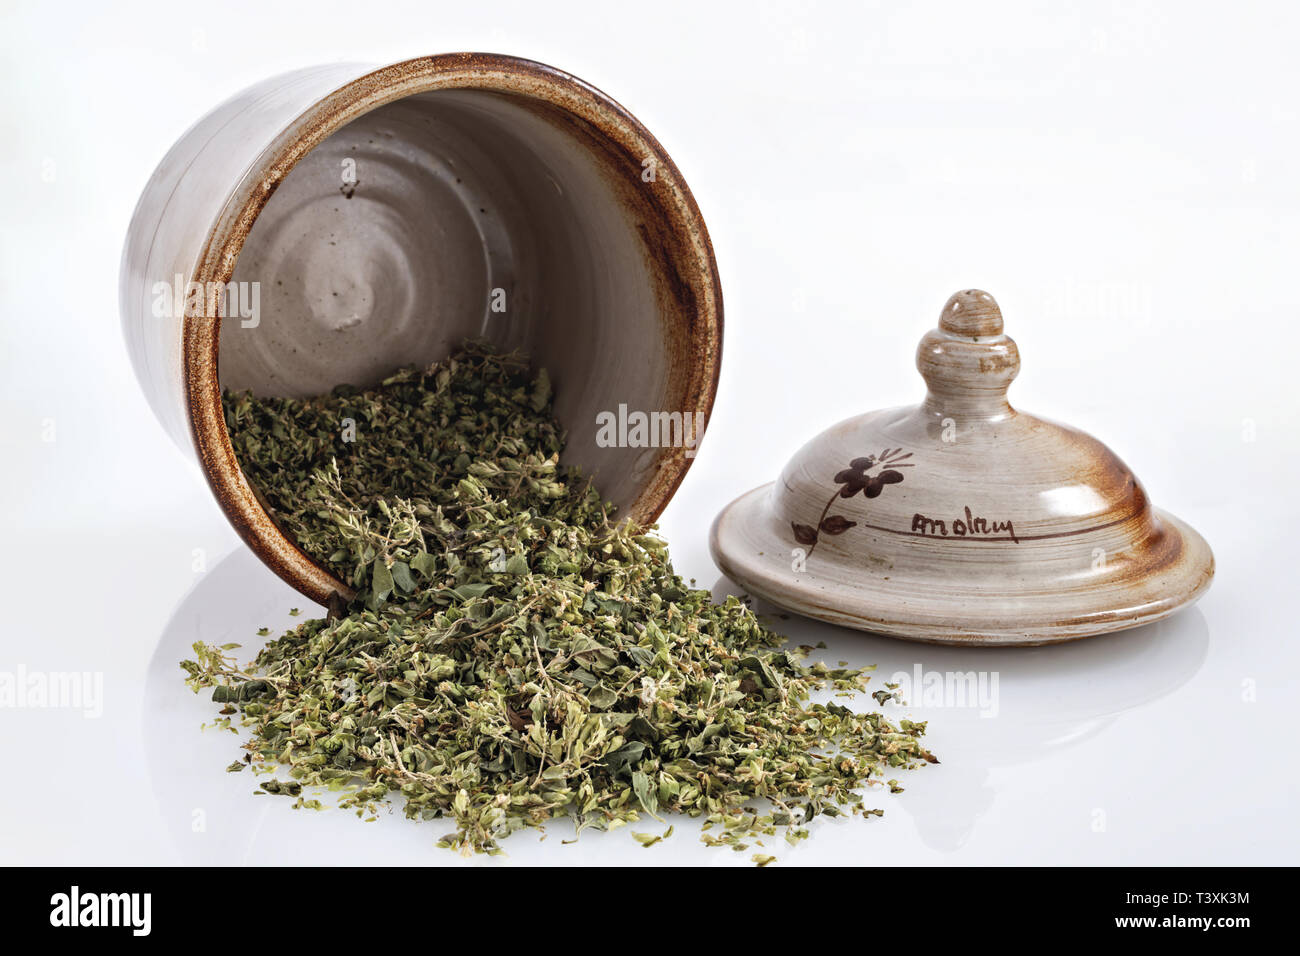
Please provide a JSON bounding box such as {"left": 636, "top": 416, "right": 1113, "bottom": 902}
{"left": 182, "top": 345, "right": 935, "bottom": 860}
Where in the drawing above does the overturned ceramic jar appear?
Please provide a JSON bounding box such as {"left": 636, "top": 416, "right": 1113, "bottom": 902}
{"left": 121, "top": 54, "right": 722, "bottom": 605}
{"left": 710, "top": 290, "right": 1213, "bottom": 646}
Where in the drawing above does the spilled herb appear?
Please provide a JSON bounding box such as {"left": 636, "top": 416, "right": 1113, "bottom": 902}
{"left": 183, "top": 344, "right": 935, "bottom": 858}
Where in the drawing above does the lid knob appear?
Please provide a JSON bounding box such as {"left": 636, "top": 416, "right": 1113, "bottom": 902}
{"left": 917, "top": 289, "right": 1019, "bottom": 421}
{"left": 939, "top": 289, "right": 1003, "bottom": 337}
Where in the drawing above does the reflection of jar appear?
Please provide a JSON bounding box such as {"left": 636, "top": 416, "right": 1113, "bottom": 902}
{"left": 897, "top": 610, "right": 1211, "bottom": 853}
{"left": 121, "top": 54, "right": 722, "bottom": 605}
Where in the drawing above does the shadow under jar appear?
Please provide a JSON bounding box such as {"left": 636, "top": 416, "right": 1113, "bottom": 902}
{"left": 121, "top": 54, "right": 722, "bottom": 604}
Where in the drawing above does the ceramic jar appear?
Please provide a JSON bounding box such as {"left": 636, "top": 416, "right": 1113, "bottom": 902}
{"left": 121, "top": 54, "right": 722, "bottom": 604}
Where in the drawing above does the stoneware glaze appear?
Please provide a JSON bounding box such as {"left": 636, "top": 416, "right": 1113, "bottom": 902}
{"left": 710, "top": 290, "right": 1213, "bottom": 646}
{"left": 121, "top": 54, "right": 722, "bottom": 605}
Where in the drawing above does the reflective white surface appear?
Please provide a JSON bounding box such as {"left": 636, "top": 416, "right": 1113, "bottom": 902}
{"left": 141, "top": 547, "right": 1214, "bottom": 865}
{"left": 3, "top": 0, "right": 1297, "bottom": 865}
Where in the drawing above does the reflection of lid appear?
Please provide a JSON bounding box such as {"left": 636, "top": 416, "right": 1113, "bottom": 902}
{"left": 709, "top": 290, "right": 1214, "bottom": 646}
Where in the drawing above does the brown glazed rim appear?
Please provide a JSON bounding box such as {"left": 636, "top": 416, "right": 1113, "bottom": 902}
{"left": 183, "top": 53, "right": 724, "bottom": 606}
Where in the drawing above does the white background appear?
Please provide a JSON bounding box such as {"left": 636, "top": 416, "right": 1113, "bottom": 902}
{"left": 1, "top": 0, "right": 1295, "bottom": 865}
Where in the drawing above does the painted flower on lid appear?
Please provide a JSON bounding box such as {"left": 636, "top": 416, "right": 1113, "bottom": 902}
{"left": 834, "top": 449, "right": 912, "bottom": 498}
{"left": 793, "top": 448, "right": 914, "bottom": 555}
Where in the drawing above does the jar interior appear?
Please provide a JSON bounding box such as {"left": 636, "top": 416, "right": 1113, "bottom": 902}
{"left": 221, "top": 87, "right": 705, "bottom": 515}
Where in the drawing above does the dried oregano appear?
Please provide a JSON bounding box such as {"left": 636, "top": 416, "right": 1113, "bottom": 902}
{"left": 183, "top": 343, "right": 935, "bottom": 858}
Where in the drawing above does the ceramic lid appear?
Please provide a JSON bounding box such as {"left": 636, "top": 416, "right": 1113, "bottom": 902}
{"left": 709, "top": 290, "right": 1214, "bottom": 645}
